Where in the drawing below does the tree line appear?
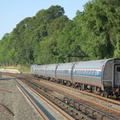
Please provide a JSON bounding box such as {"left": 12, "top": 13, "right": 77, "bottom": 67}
{"left": 0, "top": 0, "right": 120, "bottom": 66}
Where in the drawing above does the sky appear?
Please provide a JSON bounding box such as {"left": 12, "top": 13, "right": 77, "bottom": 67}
{"left": 0, "top": 0, "right": 90, "bottom": 40}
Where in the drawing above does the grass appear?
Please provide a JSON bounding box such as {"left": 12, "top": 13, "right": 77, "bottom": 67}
{"left": 0, "top": 65, "right": 30, "bottom": 73}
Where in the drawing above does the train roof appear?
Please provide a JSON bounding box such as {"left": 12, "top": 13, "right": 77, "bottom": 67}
{"left": 31, "top": 58, "right": 119, "bottom": 69}
{"left": 74, "top": 58, "right": 115, "bottom": 69}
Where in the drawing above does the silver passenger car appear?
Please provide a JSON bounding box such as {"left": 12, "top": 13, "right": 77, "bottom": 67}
{"left": 31, "top": 64, "right": 47, "bottom": 78}
{"left": 31, "top": 58, "right": 120, "bottom": 98}
{"left": 72, "top": 59, "right": 105, "bottom": 89}
{"left": 72, "top": 58, "right": 120, "bottom": 97}
{"left": 56, "top": 62, "right": 75, "bottom": 82}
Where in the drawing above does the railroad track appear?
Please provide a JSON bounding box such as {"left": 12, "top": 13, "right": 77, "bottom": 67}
{"left": 28, "top": 79, "right": 120, "bottom": 119}
{"left": 4, "top": 73, "right": 120, "bottom": 120}
{"left": 0, "top": 104, "right": 14, "bottom": 116}
{"left": 16, "top": 80, "right": 75, "bottom": 120}
{"left": 0, "top": 80, "right": 14, "bottom": 118}
{"left": 39, "top": 80, "right": 120, "bottom": 112}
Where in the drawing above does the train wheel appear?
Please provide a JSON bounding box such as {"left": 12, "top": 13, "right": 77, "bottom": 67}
{"left": 79, "top": 86, "right": 82, "bottom": 90}
{"left": 90, "top": 87, "right": 93, "bottom": 93}
{"left": 114, "top": 93, "right": 119, "bottom": 99}
{"left": 100, "top": 92, "right": 104, "bottom": 97}
{"left": 81, "top": 85, "right": 85, "bottom": 91}
{"left": 104, "top": 92, "right": 109, "bottom": 98}
{"left": 74, "top": 83, "right": 78, "bottom": 89}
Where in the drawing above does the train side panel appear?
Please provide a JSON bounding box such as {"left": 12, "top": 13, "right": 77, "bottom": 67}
{"left": 56, "top": 62, "right": 75, "bottom": 81}
{"left": 46, "top": 64, "right": 58, "bottom": 79}
{"left": 31, "top": 64, "right": 47, "bottom": 78}
{"left": 72, "top": 60, "right": 108, "bottom": 89}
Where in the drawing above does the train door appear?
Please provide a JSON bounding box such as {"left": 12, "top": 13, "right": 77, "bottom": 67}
{"left": 114, "top": 65, "right": 120, "bottom": 87}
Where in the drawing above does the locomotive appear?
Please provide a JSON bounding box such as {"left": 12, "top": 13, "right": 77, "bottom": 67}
{"left": 31, "top": 58, "right": 120, "bottom": 98}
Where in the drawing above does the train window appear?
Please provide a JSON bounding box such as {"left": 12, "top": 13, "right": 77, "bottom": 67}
{"left": 82, "top": 70, "right": 85, "bottom": 74}
{"left": 87, "top": 70, "right": 90, "bottom": 75}
{"left": 90, "top": 70, "right": 92, "bottom": 75}
{"left": 66, "top": 70, "right": 68, "bottom": 73}
{"left": 99, "top": 71, "right": 101, "bottom": 75}
{"left": 86, "top": 70, "right": 88, "bottom": 75}
{"left": 76, "top": 70, "right": 78, "bottom": 74}
{"left": 91, "top": 71, "right": 93, "bottom": 75}
{"left": 95, "top": 71, "right": 97, "bottom": 75}
{"left": 93, "top": 71, "right": 96, "bottom": 75}
{"left": 77, "top": 70, "right": 80, "bottom": 74}
{"left": 117, "top": 67, "right": 120, "bottom": 72}
{"left": 89, "top": 70, "right": 91, "bottom": 75}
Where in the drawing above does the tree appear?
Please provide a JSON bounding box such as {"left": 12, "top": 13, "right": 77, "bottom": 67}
{"left": 73, "top": 0, "right": 120, "bottom": 59}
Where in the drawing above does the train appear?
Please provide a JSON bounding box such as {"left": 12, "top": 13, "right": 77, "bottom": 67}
{"left": 31, "top": 58, "right": 120, "bottom": 99}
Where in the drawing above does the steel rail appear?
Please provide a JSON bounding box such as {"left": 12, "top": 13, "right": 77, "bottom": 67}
{"left": 0, "top": 104, "right": 14, "bottom": 116}
{"left": 18, "top": 80, "right": 75, "bottom": 120}
{"left": 4, "top": 73, "right": 119, "bottom": 119}
{"left": 4, "top": 73, "right": 120, "bottom": 105}
{"left": 40, "top": 79, "right": 120, "bottom": 106}
{"left": 39, "top": 81, "right": 120, "bottom": 115}
{"left": 0, "top": 89, "right": 12, "bottom": 93}
{"left": 16, "top": 81, "right": 49, "bottom": 120}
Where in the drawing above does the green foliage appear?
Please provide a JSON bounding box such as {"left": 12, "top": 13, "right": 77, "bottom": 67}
{"left": 0, "top": 2, "right": 120, "bottom": 67}
{"left": 74, "top": 0, "right": 120, "bottom": 59}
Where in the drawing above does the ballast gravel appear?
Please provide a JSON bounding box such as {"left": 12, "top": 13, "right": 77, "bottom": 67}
{"left": 0, "top": 75, "right": 42, "bottom": 120}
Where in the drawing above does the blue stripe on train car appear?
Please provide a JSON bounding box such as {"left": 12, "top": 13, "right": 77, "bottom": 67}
{"left": 73, "top": 73, "right": 101, "bottom": 78}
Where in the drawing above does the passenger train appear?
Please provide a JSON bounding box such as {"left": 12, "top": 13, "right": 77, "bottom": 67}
{"left": 31, "top": 58, "right": 120, "bottom": 98}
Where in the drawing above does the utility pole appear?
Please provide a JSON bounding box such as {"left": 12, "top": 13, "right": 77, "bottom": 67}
{"left": 67, "top": 46, "right": 89, "bottom": 62}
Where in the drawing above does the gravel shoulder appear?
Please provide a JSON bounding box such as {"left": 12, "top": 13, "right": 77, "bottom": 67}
{"left": 0, "top": 75, "right": 42, "bottom": 120}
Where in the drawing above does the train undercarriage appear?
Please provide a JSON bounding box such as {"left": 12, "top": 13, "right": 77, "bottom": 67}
{"left": 34, "top": 74, "right": 120, "bottom": 99}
